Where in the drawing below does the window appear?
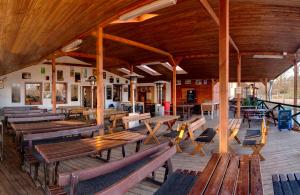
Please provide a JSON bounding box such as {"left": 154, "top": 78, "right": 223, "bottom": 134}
{"left": 113, "top": 85, "right": 122, "bottom": 102}
{"left": 56, "top": 83, "right": 67, "bottom": 104}
{"left": 25, "top": 83, "right": 42, "bottom": 105}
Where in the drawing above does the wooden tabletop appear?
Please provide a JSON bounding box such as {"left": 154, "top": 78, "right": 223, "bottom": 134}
{"left": 35, "top": 131, "right": 146, "bottom": 163}
{"left": 228, "top": 119, "right": 242, "bottom": 130}
{"left": 83, "top": 109, "right": 127, "bottom": 118}
{"left": 11, "top": 120, "right": 87, "bottom": 132}
{"left": 141, "top": 115, "right": 179, "bottom": 124}
{"left": 189, "top": 154, "right": 263, "bottom": 195}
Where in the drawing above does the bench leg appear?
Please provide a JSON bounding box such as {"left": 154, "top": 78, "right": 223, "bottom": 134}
{"left": 191, "top": 143, "right": 205, "bottom": 156}
{"left": 106, "top": 149, "right": 111, "bottom": 161}
{"left": 122, "top": 145, "right": 126, "bottom": 157}
{"left": 135, "top": 141, "right": 141, "bottom": 152}
{"left": 234, "top": 136, "right": 241, "bottom": 144}
{"left": 252, "top": 146, "right": 265, "bottom": 161}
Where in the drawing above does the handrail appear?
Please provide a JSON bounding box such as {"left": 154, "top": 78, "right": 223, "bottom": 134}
{"left": 257, "top": 99, "right": 300, "bottom": 126}
{"left": 258, "top": 99, "right": 300, "bottom": 108}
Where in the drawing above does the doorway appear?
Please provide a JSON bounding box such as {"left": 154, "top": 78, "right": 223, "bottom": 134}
{"left": 82, "top": 86, "right": 97, "bottom": 108}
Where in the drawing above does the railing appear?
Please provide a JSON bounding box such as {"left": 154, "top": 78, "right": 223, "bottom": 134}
{"left": 257, "top": 99, "right": 300, "bottom": 126}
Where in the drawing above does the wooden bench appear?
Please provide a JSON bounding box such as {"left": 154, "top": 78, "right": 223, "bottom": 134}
{"left": 188, "top": 117, "right": 216, "bottom": 156}
{"left": 122, "top": 113, "right": 151, "bottom": 130}
{"left": 21, "top": 125, "right": 101, "bottom": 183}
{"left": 108, "top": 113, "right": 127, "bottom": 133}
{"left": 155, "top": 153, "right": 263, "bottom": 195}
{"left": 0, "top": 122, "right": 3, "bottom": 161}
{"left": 49, "top": 142, "right": 176, "bottom": 195}
{"left": 243, "top": 117, "right": 269, "bottom": 161}
{"left": 7, "top": 113, "right": 65, "bottom": 123}
{"left": 272, "top": 173, "right": 300, "bottom": 195}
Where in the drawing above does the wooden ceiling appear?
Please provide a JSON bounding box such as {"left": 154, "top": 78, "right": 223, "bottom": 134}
{"left": 1, "top": 0, "right": 299, "bottom": 82}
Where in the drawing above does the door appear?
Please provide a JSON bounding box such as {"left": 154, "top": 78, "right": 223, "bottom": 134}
{"left": 187, "top": 90, "right": 196, "bottom": 104}
{"left": 82, "top": 86, "right": 97, "bottom": 108}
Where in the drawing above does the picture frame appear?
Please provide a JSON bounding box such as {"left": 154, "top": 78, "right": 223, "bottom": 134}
{"left": 195, "top": 80, "right": 202, "bottom": 85}
{"left": 176, "top": 80, "right": 181, "bottom": 85}
{"left": 106, "top": 85, "right": 112, "bottom": 100}
{"left": 109, "top": 76, "right": 114, "bottom": 83}
{"left": 22, "top": 72, "right": 31, "bottom": 79}
{"left": 185, "top": 80, "right": 191, "bottom": 84}
{"left": 75, "top": 72, "right": 81, "bottom": 83}
{"left": 70, "top": 67, "right": 75, "bottom": 77}
{"left": 57, "top": 70, "right": 64, "bottom": 81}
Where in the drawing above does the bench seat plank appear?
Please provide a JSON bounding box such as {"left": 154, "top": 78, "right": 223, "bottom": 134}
{"left": 236, "top": 155, "right": 249, "bottom": 195}
{"left": 250, "top": 156, "right": 264, "bottom": 195}
{"left": 219, "top": 155, "right": 239, "bottom": 194}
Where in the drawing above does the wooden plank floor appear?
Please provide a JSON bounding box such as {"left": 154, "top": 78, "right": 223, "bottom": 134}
{"left": 1, "top": 115, "right": 300, "bottom": 194}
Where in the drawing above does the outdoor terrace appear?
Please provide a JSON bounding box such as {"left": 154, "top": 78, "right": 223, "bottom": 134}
{"left": 0, "top": 115, "right": 299, "bottom": 195}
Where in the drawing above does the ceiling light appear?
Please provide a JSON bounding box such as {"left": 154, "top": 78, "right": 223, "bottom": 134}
{"left": 253, "top": 55, "right": 284, "bottom": 59}
{"left": 118, "top": 68, "right": 131, "bottom": 74}
{"left": 119, "top": 0, "right": 177, "bottom": 21}
{"left": 137, "top": 65, "right": 162, "bottom": 76}
{"left": 61, "top": 39, "right": 82, "bottom": 52}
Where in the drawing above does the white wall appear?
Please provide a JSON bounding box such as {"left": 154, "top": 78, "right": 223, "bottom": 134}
{"left": 0, "top": 64, "right": 129, "bottom": 109}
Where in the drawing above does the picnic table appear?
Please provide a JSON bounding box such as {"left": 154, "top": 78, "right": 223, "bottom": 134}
{"left": 243, "top": 108, "right": 272, "bottom": 127}
{"left": 11, "top": 120, "right": 87, "bottom": 144}
{"left": 177, "top": 104, "right": 194, "bottom": 120}
{"left": 35, "top": 131, "right": 146, "bottom": 185}
{"left": 201, "top": 102, "right": 219, "bottom": 119}
{"left": 141, "top": 115, "right": 179, "bottom": 144}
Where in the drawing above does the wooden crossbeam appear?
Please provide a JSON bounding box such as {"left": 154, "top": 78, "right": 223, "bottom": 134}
{"left": 103, "top": 33, "right": 172, "bottom": 57}
{"left": 199, "top": 0, "right": 239, "bottom": 53}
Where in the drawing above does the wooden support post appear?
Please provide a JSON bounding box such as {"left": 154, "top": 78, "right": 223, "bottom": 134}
{"left": 169, "top": 57, "right": 177, "bottom": 116}
{"left": 236, "top": 54, "right": 241, "bottom": 119}
{"left": 264, "top": 78, "right": 268, "bottom": 101}
{"left": 96, "top": 27, "right": 104, "bottom": 135}
{"left": 51, "top": 56, "right": 56, "bottom": 113}
{"left": 219, "top": 0, "right": 229, "bottom": 153}
{"left": 294, "top": 59, "right": 298, "bottom": 117}
{"left": 130, "top": 65, "right": 134, "bottom": 107}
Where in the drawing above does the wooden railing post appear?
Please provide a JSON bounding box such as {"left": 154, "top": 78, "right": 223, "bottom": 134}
{"left": 219, "top": 0, "right": 229, "bottom": 153}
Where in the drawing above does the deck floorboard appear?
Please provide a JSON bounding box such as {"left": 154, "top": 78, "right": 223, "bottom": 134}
{"left": 0, "top": 115, "right": 299, "bottom": 195}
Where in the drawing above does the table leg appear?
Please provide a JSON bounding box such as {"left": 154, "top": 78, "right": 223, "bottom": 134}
{"left": 135, "top": 140, "right": 141, "bottom": 152}
{"left": 164, "top": 119, "right": 177, "bottom": 131}
{"left": 144, "top": 122, "right": 161, "bottom": 144}
{"left": 45, "top": 162, "right": 56, "bottom": 186}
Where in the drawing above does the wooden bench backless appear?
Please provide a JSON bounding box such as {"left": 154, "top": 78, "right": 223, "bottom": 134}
{"left": 155, "top": 153, "right": 263, "bottom": 195}
{"left": 122, "top": 113, "right": 151, "bottom": 130}
{"left": 49, "top": 142, "right": 176, "bottom": 195}
{"left": 22, "top": 125, "right": 102, "bottom": 182}
{"left": 8, "top": 113, "right": 65, "bottom": 123}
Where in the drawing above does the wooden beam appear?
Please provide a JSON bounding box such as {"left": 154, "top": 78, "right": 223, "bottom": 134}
{"left": 236, "top": 54, "right": 241, "bottom": 119}
{"left": 294, "top": 58, "right": 298, "bottom": 116}
{"left": 51, "top": 56, "right": 56, "bottom": 113}
{"left": 199, "top": 0, "right": 239, "bottom": 53}
{"left": 59, "top": 51, "right": 130, "bottom": 67}
{"left": 169, "top": 56, "right": 177, "bottom": 116}
{"left": 103, "top": 33, "right": 172, "bottom": 57}
{"left": 219, "top": 0, "right": 229, "bottom": 153}
{"left": 96, "top": 27, "right": 104, "bottom": 135}
{"left": 130, "top": 65, "right": 134, "bottom": 107}
{"left": 263, "top": 78, "right": 268, "bottom": 100}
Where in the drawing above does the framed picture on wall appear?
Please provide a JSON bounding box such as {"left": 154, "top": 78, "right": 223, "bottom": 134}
{"left": 176, "top": 80, "right": 181, "bottom": 85}
{"left": 195, "top": 80, "right": 202, "bottom": 85}
{"left": 75, "top": 72, "right": 81, "bottom": 83}
{"left": 116, "top": 78, "right": 119, "bottom": 83}
{"left": 83, "top": 68, "right": 88, "bottom": 78}
{"left": 22, "top": 72, "right": 31, "bottom": 79}
{"left": 109, "top": 76, "right": 114, "bottom": 83}
{"left": 106, "top": 85, "right": 112, "bottom": 100}
{"left": 203, "top": 80, "right": 208, "bottom": 85}
{"left": 70, "top": 67, "right": 75, "bottom": 77}
{"left": 185, "top": 80, "right": 191, "bottom": 84}
{"left": 57, "top": 70, "right": 64, "bottom": 81}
